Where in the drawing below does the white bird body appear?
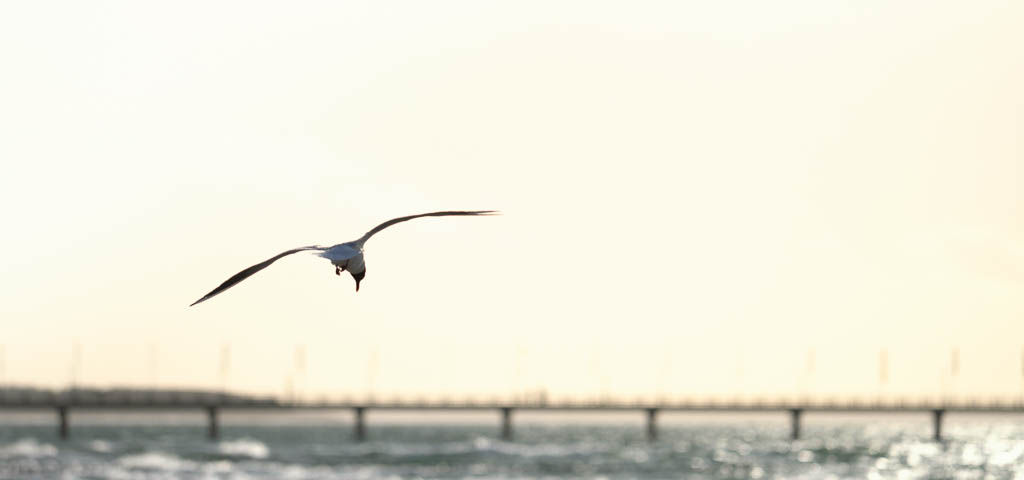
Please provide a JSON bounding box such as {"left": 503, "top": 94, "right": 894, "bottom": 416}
{"left": 190, "top": 210, "right": 496, "bottom": 306}
{"left": 320, "top": 241, "right": 366, "bottom": 278}
{"left": 320, "top": 242, "right": 363, "bottom": 271}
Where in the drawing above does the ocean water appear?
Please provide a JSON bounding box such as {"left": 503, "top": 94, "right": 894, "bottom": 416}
{"left": 1, "top": 415, "right": 1023, "bottom": 479}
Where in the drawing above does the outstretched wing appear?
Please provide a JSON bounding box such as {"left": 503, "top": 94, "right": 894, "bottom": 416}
{"left": 357, "top": 210, "right": 498, "bottom": 246}
{"left": 190, "top": 246, "right": 323, "bottom": 306}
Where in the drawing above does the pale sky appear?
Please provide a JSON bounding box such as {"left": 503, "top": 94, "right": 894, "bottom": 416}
{"left": 1, "top": 1, "right": 1021, "bottom": 401}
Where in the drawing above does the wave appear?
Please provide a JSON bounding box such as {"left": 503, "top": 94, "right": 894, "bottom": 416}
{"left": 321, "top": 435, "right": 611, "bottom": 462}
{"left": 88, "top": 439, "right": 114, "bottom": 453}
{"left": 218, "top": 438, "right": 270, "bottom": 459}
{"left": 0, "top": 438, "right": 58, "bottom": 458}
{"left": 117, "top": 451, "right": 198, "bottom": 471}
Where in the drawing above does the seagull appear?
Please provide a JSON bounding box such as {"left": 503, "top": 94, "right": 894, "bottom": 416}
{"left": 190, "top": 210, "right": 497, "bottom": 306}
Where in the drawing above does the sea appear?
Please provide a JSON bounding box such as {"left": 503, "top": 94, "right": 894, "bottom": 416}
{"left": 1, "top": 412, "right": 1023, "bottom": 479}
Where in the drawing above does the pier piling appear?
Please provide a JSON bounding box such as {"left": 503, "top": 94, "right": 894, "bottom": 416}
{"left": 500, "top": 407, "right": 513, "bottom": 440}
{"left": 57, "top": 406, "right": 69, "bottom": 440}
{"left": 206, "top": 406, "right": 219, "bottom": 440}
{"left": 790, "top": 408, "right": 802, "bottom": 440}
{"left": 646, "top": 408, "right": 658, "bottom": 441}
{"left": 932, "top": 409, "right": 944, "bottom": 441}
{"left": 354, "top": 407, "right": 366, "bottom": 441}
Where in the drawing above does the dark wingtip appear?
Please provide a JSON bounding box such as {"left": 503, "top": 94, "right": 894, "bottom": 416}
{"left": 189, "top": 298, "right": 204, "bottom": 307}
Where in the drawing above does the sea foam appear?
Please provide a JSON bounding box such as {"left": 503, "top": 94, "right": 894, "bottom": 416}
{"left": 218, "top": 437, "right": 270, "bottom": 459}
{"left": 118, "top": 451, "right": 197, "bottom": 471}
{"left": 0, "top": 438, "right": 57, "bottom": 458}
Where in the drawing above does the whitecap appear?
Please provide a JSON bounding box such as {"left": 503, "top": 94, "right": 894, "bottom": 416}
{"left": 118, "top": 451, "right": 197, "bottom": 471}
{"left": 796, "top": 449, "right": 815, "bottom": 463}
{"left": 989, "top": 441, "right": 1024, "bottom": 466}
{"left": 961, "top": 443, "right": 985, "bottom": 466}
{"left": 473, "top": 436, "right": 492, "bottom": 450}
{"left": 201, "top": 460, "right": 234, "bottom": 474}
{"left": 88, "top": 439, "right": 113, "bottom": 453}
{"left": 218, "top": 438, "right": 270, "bottom": 459}
{"left": 487, "top": 439, "right": 609, "bottom": 458}
{"left": 621, "top": 446, "right": 649, "bottom": 463}
{"left": 0, "top": 438, "right": 58, "bottom": 458}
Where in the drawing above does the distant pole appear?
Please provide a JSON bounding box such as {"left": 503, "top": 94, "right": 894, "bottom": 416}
{"left": 807, "top": 348, "right": 816, "bottom": 377}
{"left": 70, "top": 341, "right": 82, "bottom": 389}
{"left": 284, "top": 375, "right": 294, "bottom": 403}
{"left": 950, "top": 348, "right": 959, "bottom": 377}
{"left": 801, "top": 348, "right": 815, "bottom": 397}
{"left": 737, "top": 351, "right": 744, "bottom": 379}
{"left": 148, "top": 342, "right": 158, "bottom": 387}
{"left": 295, "top": 345, "right": 306, "bottom": 373}
{"left": 600, "top": 373, "right": 610, "bottom": 403}
{"left": 0, "top": 344, "right": 5, "bottom": 386}
{"left": 219, "top": 343, "right": 230, "bottom": 396}
{"left": 734, "top": 347, "right": 747, "bottom": 404}
{"left": 879, "top": 348, "right": 889, "bottom": 389}
{"left": 515, "top": 346, "right": 525, "bottom": 402}
{"left": 592, "top": 347, "right": 610, "bottom": 403}
{"left": 657, "top": 346, "right": 670, "bottom": 401}
{"left": 294, "top": 345, "right": 306, "bottom": 402}
{"left": 440, "top": 346, "right": 453, "bottom": 401}
{"left": 366, "top": 347, "right": 379, "bottom": 402}
{"left": 950, "top": 347, "right": 959, "bottom": 402}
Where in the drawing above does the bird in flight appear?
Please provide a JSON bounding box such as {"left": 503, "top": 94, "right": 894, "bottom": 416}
{"left": 190, "top": 210, "right": 497, "bottom": 306}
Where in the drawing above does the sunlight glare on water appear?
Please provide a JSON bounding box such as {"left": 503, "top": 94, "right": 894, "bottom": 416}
{"left": 0, "top": 418, "right": 1023, "bottom": 479}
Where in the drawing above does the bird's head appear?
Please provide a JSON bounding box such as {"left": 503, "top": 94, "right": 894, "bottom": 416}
{"left": 351, "top": 270, "right": 366, "bottom": 292}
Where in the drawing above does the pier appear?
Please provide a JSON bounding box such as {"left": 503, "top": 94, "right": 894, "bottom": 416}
{"left": 2, "top": 388, "right": 1022, "bottom": 442}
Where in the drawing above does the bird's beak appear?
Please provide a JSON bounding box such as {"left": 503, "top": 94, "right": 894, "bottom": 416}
{"left": 355, "top": 280, "right": 361, "bottom": 292}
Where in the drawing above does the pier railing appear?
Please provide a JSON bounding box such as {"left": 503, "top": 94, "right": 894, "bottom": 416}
{"left": 2, "top": 388, "right": 1023, "bottom": 442}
